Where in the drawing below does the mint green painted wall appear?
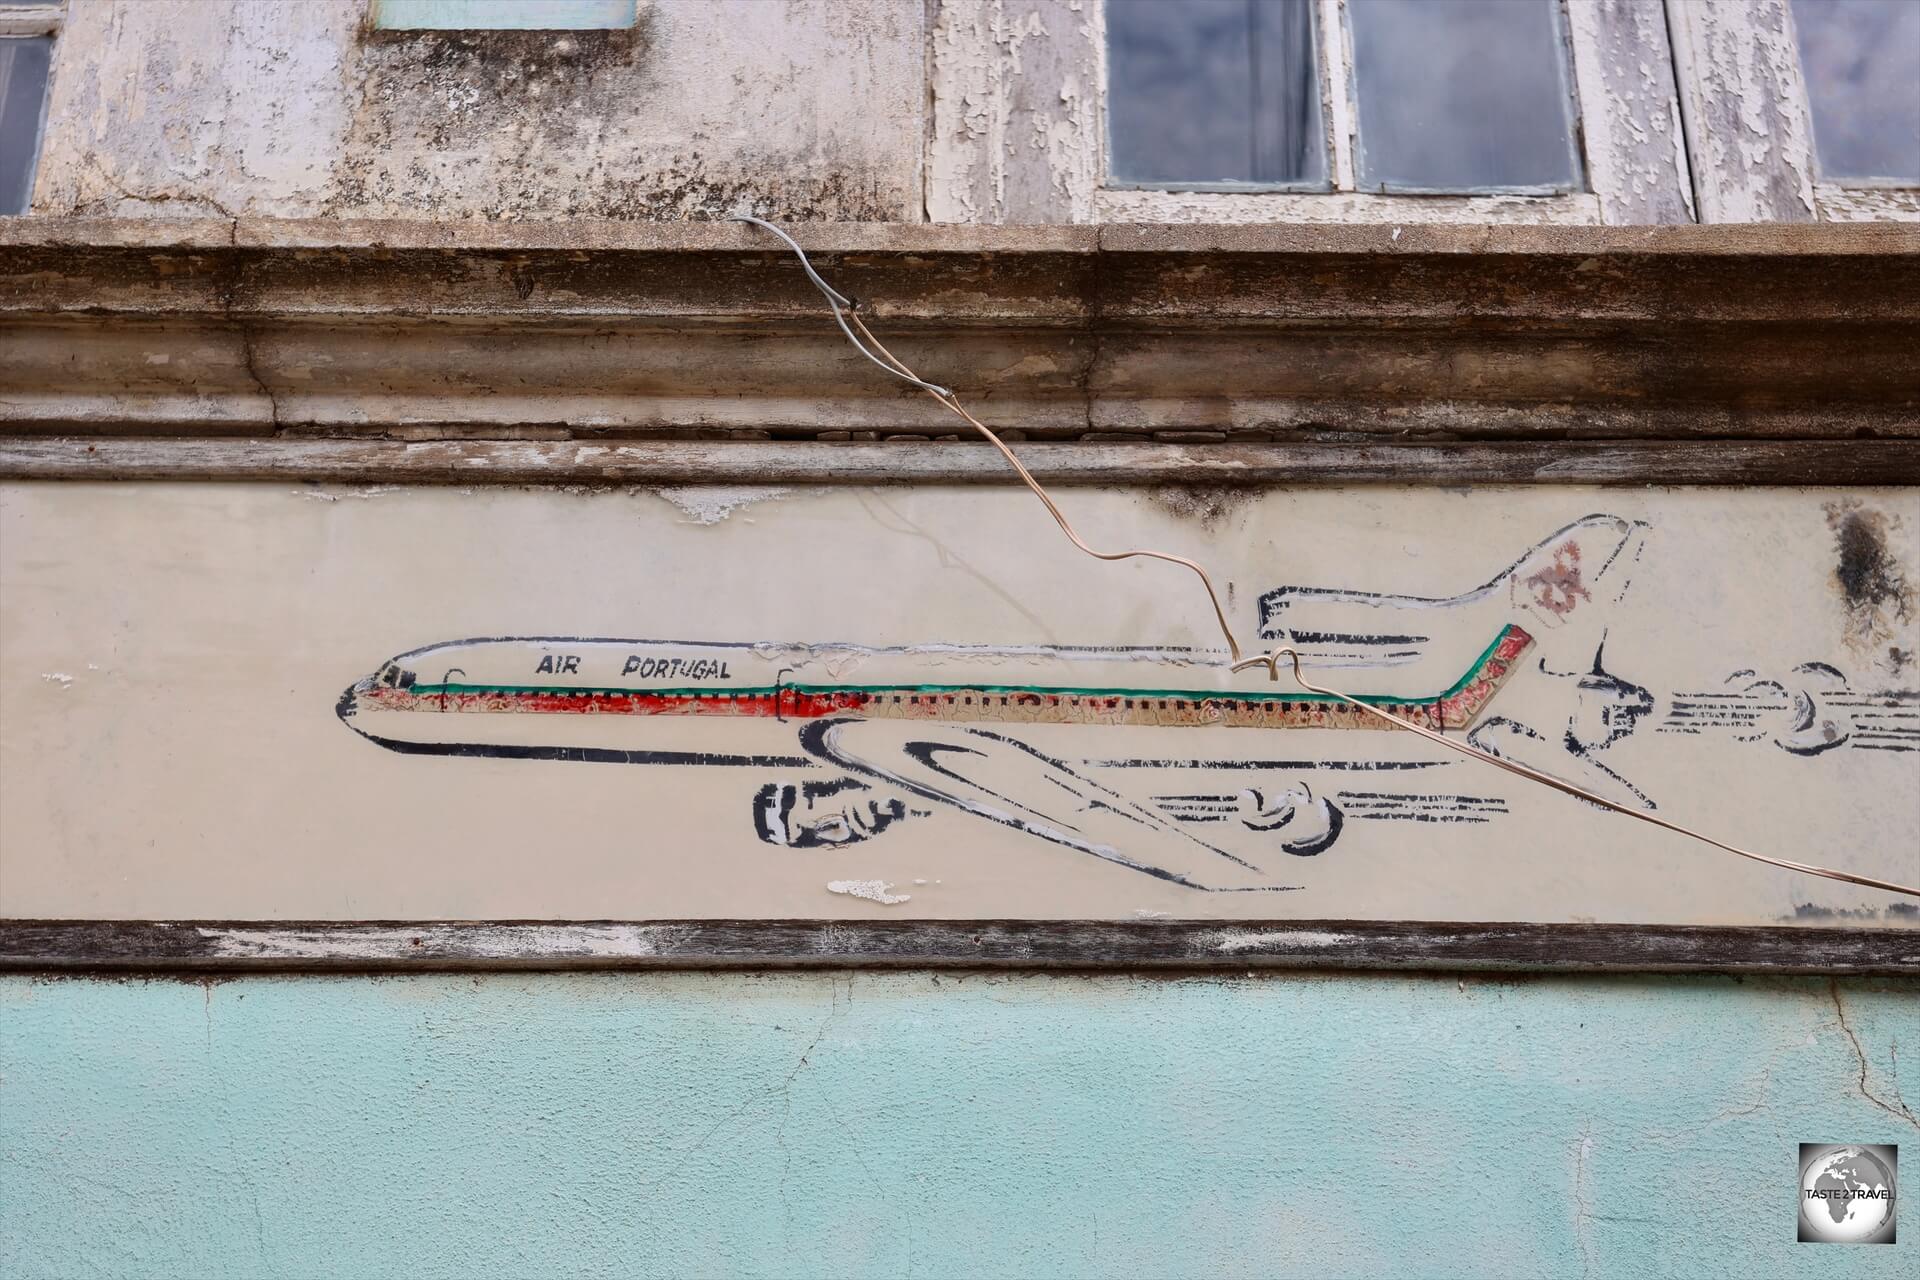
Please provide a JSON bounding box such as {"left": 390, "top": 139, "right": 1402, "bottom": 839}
{"left": 2, "top": 972, "right": 1914, "bottom": 1278}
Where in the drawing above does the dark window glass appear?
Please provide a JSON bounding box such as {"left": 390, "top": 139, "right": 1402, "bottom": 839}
{"left": 0, "top": 37, "right": 53, "bottom": 215}
{"left": 1792, "top": 0, "right": 1920, "bottom": 183}
{"left": 1106, "top": 0, "right": 1325, "bottom": 188}
{"left": 1348, "top": 0, "right": 1581, "bottom": 192}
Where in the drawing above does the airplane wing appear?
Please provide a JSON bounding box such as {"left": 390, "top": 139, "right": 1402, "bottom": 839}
{"left": 798, "top": 718, "right": 1301, "bottom": 893}
{"left": 1466, "top": 716, "right": 1656, "bottom": 812}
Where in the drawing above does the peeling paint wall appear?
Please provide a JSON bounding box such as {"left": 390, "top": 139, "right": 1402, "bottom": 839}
{"left": 31, "top": 0, "right": 924, "bottom": 221}
{"left": 21, "top": 0, "right": 1912, "bottom": 226}
{"left": 2, "top": 971, "right": 1916, "bottom": 1278}
{"left": 927, "top": 0, "right": 1102, "bottom": 224}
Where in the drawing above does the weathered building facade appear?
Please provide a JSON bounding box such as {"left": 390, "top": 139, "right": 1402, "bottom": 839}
{"left": 3, "top": 2, "right": 1917, "bottom": 1275}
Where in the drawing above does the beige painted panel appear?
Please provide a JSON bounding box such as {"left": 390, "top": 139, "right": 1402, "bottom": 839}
{"left": 2, "top": 482, "right": 1915, "bottom": 924}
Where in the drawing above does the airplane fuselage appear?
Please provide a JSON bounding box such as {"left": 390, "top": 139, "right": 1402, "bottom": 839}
{"left": 340, "top": 628, "right": 1532, "bottom": 756}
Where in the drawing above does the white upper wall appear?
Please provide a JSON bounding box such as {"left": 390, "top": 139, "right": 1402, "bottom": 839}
{"left": 13, "top": 0, "right": 1917, "bottom": 225}
{"left": 29, "top": 0, "right": 925, "bottom": 220}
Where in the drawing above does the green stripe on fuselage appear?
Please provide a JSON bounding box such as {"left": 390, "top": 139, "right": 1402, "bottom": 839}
{"left": 405, "top": 627, "right": 1521, "bottom": 709}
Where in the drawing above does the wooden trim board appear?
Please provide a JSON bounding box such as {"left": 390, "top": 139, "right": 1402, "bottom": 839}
{"left": 3, "top": 919, "right": 1913, "bottom": 974}
{"left": 5, "top": 438, "right": 1916, "bottom": 487}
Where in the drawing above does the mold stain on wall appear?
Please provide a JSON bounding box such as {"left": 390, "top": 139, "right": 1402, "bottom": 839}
{"left": 1144, "top": 484, "right": 1254, "bottom": 534}
{"left": 1826, "top": 499, "right": 1915, "bottom": 673}
{"left": 333, "top": 23, "right": 894, "bottom": 221}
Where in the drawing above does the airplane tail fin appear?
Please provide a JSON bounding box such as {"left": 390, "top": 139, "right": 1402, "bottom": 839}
{"left": 1503, "top": 515, "right": 1648, "bottom": 626}
{"left": 1256, "top": 515, "right": 1649, "bottom": 649}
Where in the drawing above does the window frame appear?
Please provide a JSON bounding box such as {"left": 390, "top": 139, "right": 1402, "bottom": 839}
{"left": 1668, "top": 0, "right": 1920, "bottom": 223}
{"left": 1099, "top": 0, "right": 1607, "bottom": 219}
{"left": 929, "top": 0, "right": 1693, "bottom": 226}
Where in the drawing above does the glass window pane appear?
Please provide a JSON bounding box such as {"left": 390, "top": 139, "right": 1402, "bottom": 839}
{"left": 0, "top": 37, "right": 53, "bottom": 216}
{"left": 373, "top": 0, "right": 636, "bottom": 30}
{"left": 1348, "top": 0, "right": 1581, "bottom": 193}
{"left": 1791, "top": 0, "right": 1920, "bottom": 183}
{"left": 1107, "top": 0, "right": 1325, "bottom": 188}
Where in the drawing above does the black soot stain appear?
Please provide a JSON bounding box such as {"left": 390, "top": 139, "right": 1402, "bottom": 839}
{"left": 1825, "top": 502, "right": 1914, "bottom": 662}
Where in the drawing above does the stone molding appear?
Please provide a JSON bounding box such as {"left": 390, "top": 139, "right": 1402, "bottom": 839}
{"left": 2, "top": 219, "right": 1916, "bottom": 446}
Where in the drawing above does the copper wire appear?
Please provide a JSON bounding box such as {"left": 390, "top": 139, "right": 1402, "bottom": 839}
{"left": 737, "top": 217, "right": 1920, "bottom": 901}
{"left": 844, "top": 311, "right": 1244, "bottom": 663}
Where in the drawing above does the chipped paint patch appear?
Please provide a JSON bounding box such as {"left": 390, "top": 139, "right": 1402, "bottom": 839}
{"left": 39, "top": 672, "right": 74, "bottom": 688}
{"left": 928, "top": 0, "right": 1100, "bottom": 223}
{"left": 197, "top": 925, "right": 678, "bottom": 961}
{"left": 1093, "top": 188, "right": 1605, "bottom": 224}
{"left": 1815, "top": 184, "right": 1920, "bottom": 222}
{"left": 826, "top": 879, "right": 912, "bottom": 906}
{"left": 1207, "top": 929, "right": 1357, "bottom": 953}
{"left": 292, "top": 487, "right": 401, "bottom": 502}
{"left": 653, "top": 486, "right": 792, "bottom": 525}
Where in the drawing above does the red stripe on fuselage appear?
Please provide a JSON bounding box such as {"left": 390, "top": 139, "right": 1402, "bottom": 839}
{"left": 362, "top": 688, "right": 877, "bottom": 717}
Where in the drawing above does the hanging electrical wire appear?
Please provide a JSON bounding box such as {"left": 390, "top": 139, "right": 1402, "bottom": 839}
{"left": 733, "top": 215, "right": 1920, "bottom": 902}
{"left": 733, "top": 215, "right": 1245, "bottom": 662}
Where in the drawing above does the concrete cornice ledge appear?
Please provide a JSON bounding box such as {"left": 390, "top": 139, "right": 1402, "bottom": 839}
{"left": 6, "top": 216, "right": 1915, "bottom": 256}
{"left": 2, "top": 217, "right": 1917, "bottom": 451}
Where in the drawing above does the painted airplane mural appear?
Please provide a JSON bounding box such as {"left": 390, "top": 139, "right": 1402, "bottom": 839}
{"left": 337, "top": 515, "right": 1917, "bottom": 891}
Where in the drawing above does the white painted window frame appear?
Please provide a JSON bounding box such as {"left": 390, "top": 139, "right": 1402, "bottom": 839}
{"left": 1667, "top": 0, "right": 1919, "bottom": 223}
{"left": 928, "top": 0, "right": 1693, "bottom": 225}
